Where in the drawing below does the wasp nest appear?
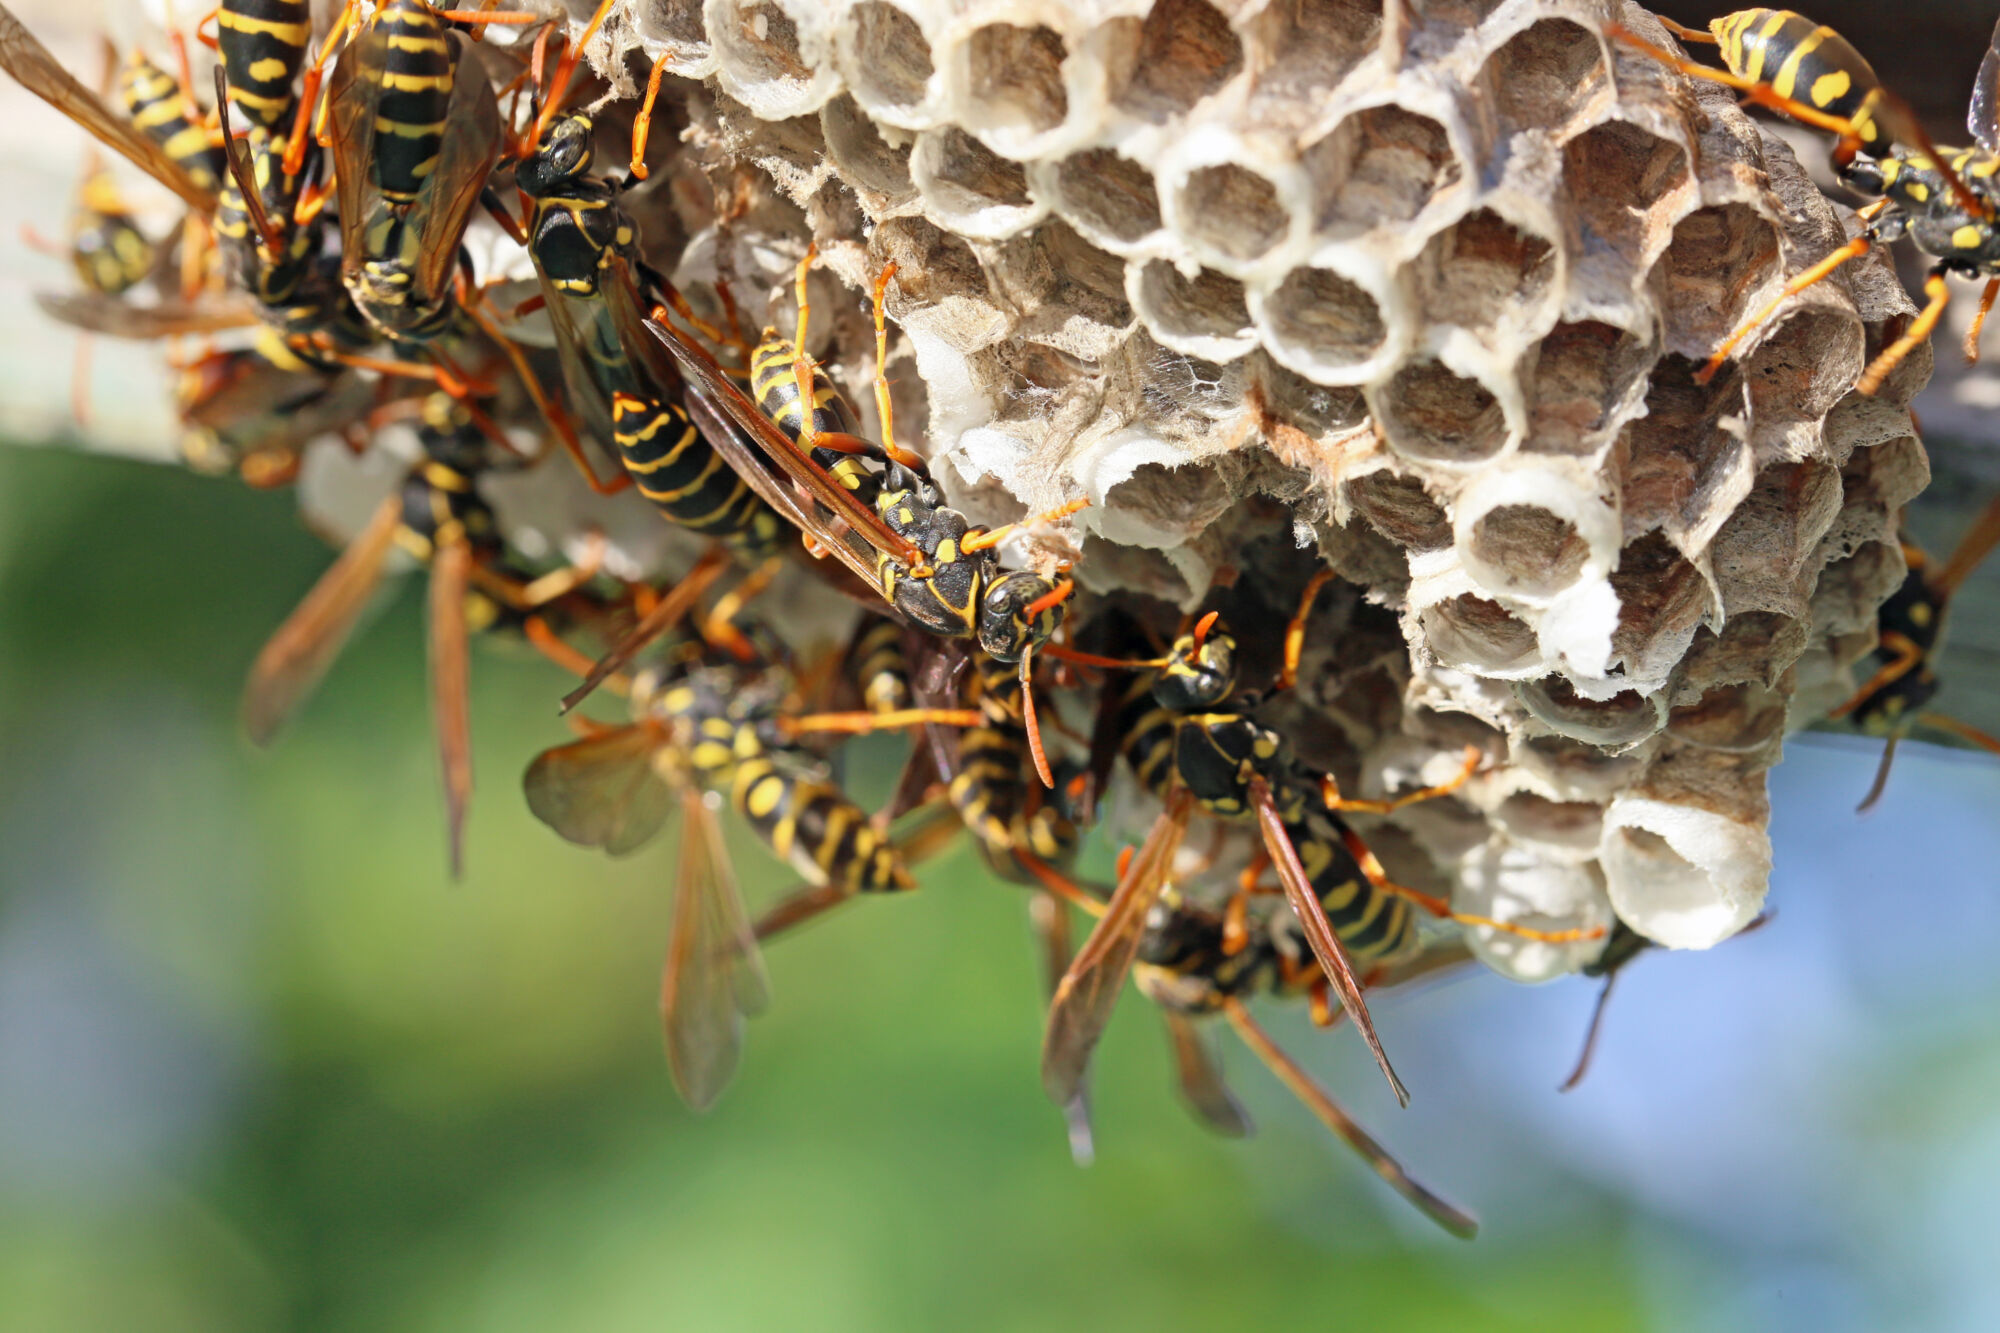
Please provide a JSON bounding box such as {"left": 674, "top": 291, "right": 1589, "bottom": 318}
{"left": 529, "top": 0, "right": 1927, "bottom": 977}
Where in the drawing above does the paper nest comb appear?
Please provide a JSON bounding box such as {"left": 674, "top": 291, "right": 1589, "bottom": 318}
{"left": 412, "top": 0, "right": 1932, "bottom": 978}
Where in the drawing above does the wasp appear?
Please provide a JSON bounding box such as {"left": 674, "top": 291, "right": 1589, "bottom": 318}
{"left": 241, "top": 391, "right": 606, "bottom": 874}
{"left": 1829, "top": 492, "right": 2000, "bottom": 810}
{"left": 1043, "top": 577, "right": 1601, "bottom": 1115}
{"left": 513, "top": 112, "right": 795, "bottom": 535}
{"left": 645, "top": 252, "right": 1086, "bottom": 784}
{"left": 1131, "top": 892, "right": 1479, "bottom": 1237}
{"left": 174, "top": 328, "right": 374, "bottom": 486}
{"left": 322, "top": 0, "right": 504, "bottom": 342}
{"left": 1613, "top": 11, "right": 2000, "bottom": 396}
{"left": 118, "top": 48, "right": 228, "bottom": 193}
{"left": 524, "top": 641, "right": 928, "bottom": 1108}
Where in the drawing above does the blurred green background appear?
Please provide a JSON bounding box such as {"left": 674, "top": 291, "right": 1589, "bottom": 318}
{"left": 5, "top": 442, "right": 1999, "bottom": 1332}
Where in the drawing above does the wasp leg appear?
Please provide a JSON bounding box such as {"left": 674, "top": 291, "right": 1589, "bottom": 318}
{"left": 1319, "top": 744, "right": 1482, "bottom": 815}
{"left": 1857, "top": 266, "right": 1950, "bottom": 397}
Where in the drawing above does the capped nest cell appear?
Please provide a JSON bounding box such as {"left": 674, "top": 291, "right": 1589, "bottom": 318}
{"left": 482, "top": 1, "right": 1931, "bottom": 971}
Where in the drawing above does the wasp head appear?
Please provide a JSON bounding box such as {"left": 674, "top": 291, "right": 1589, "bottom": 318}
{"left": 517, "top": 115, "right": 595, "bottom": 198}
{"left": 976, "top": 569, "right": 1066, "bottom": 663}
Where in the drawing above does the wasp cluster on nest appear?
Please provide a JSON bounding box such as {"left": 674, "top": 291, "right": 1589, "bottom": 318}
{"left": 541, "top": 0, "right": 1925, "bottom": 972}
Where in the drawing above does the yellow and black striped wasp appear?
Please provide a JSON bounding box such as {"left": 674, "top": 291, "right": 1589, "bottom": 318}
{"left": 118, "top": 46, "right": 228, "bottom": 194}
{"left": 1613, "top": 10, "right": 2000, "bottom": 395}
{"left": 241, "top": 391, "right": 606, "bottom": 875}
{"left": 172, "top": 327, "right": 375, "bottom": 487}
{"left": 0, "top": 6, "right": 224, "bottom": 326}
{"left": 643, "top": 252, "right": 1088, "bottom": 784}
{"left": 1829, "top": 492, "right": 2000, "bottom": 810}
{"left": 322, "top": 0, "right": 504, "bottom": 343}
{"left": 1129, "top": 890, "right": 1480, "bottom": 1237}
{"left": 512, "top": 110, "right": 797, "bottom": 533}
{"left": 1041, "top": 578, "right": 1601, "bottom": 1115}
{"left": 524, "top": 634, "right": 943, "bottom": 1108}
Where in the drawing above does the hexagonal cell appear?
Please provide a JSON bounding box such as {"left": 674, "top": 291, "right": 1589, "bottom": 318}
{"left": 1303, "top": 103, "right": 1462, "bottom": 241}
{"left": 1609, "top": 529, "right": 1707, "bottom": 673}
{"left": 868, "top": 215, "right": 1004, "bottom": 354}
{"left": 956, "top": 22, "right": 1069, "bottom": 142}
{"left": 1677, "top": 611, "right": 1809, "bottom": 692}
{"left": 1172, "top": 163, "right": 1293, "bottom": 266}
{"left": 1560, "top": 119, "right": 1691, "bottom": 273}
{"left": 1466, "top": 504, "right": 1590, "bottom": 600}
{"left": 1740, "top": 307, "right": 1865, "bottom": 430}
{"left": 1516, "top": 675, "right": 1667, "bottom": 747}
{"left": 1129, "top": 261, "right": 1256, "bottom": 359}
{"left": 1101, "top": 0, "right": 1243, "bottom": 124}
{"left": 1619, "top": 357, "right": 1749, "bottom": 541}
{"left": 1422, "top": 593, "right": 1542, "bottom": 674}
{"left": 911, "top": 125, "right": 1044, "bottom": 239}
{"left": 637, "top": 0, "right": 712, "bottom": 68}
{"left": 1492, "top": 792, "right": 1604, "bottom": 856}
{"left": 1710, "top": 459, "right": 1843, "bottom": 617}
{"left": 709, "top": 0, "right": 838, "bottom": 119}
{"left": 1601, "top": 792, "right": 1770, "bottom": 950}
{"left": 1413, "top": 207, "right": 1555, "bottom": 333}
{"left": 1515, "top": 733, "right": 1650, "bottom": 802}
{"left": 1245, "top": 352, "right": 1369, "bottom": 438}
{"left": 983, "top": 220, "right": 1133, "bottom": 358}
{"left": 821, "top": 93, "right": 914, "bottom": 205}
{"left": 1345, "top": 467, "right": 1449, "bottom": 550}
{"left": 1483, "top": 18, "right": 1608, "bottom": 139}
{"left": 1858, "top": 299, "right": 1936, "bottom": 407}
{"left": 1244, "top": 0, "right": 1384, "bottom": 130}
{"left": 1257, "top": 264, "right": 1387, "bottom": 380}
{"left": 1043, "top": 148, "right": 1161, "bottom": 252}
{"left": 1405, "top": 0, "right": 1502, "bottom": 31}
{"left": 1657, "top": 203, "right": 1783, "bottom": 356}
{"left": 835, "top": 0, "right": 938, "bottom": 128}
{"left": 1528, "top": 321, "right": 1653, "bottom": 456}
{"left": 1667, "top": 681, "right": 1788, "bottom": 755}
{"left": 1372, "top": 358, "right": 1509, "bottom": 464}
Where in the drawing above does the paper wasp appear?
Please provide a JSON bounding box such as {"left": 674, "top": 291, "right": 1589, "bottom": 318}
{"left": 644, "top": 250, "right": 1086, "bottom": 787}
{"left": 242, "top": 391, "right": 606, "bottom": 874}
{"left": 174, "top": 328, "right": 373, "bottom": 486}
{"left": 1830, "top": 492, "right": 2000, "bottom": 810}
{"left": 322, "top": 0, "right": 503, "bottom": 342}
{"left": 513, "top": 111, "right": 795, "bottom": 535}
{"left": 524, "top": 637, "right": 950, "bottom": 1108}
{"left": 1043, "top": 577, "right": 1603, "bottom": 1115}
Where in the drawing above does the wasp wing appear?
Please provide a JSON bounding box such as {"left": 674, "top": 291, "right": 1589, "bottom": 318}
{"left": 242, "top": 490, "right": 403, "bottom": 746}
{"left": 1931, "top": 492, "right": 2000, "bottom": 598}
{"left": 429, "top": 534, "right": 475, "bottom": 878}
{"left": 1256, "top": 786, "right": 1406, "bottom": 1107}
{"left": 637, "top": 293, "right": 927, "bottom": 573}
{"left": 1974, "top": 16, "right": 2000, "bottom": 152}
{"left": 325, "top": 14, "right": 389, "bottom": 285}
{"left": 35, "top": 291, "right": 260, "bottom": 339}
{"left": 1040, "top": 787, "right": 1193, "bottom": 1107}
{"left": 661, "top": 782, "right": 771, "bottom": 1111}
{"left": 536, "top": 277, "right": 623, "bottom": 453}
{"left": 1159, "top": 1009, "right": 1253, "bottom": 1137}
{"left": 522, "top": 724, "right": 676, "bottom": 856}
{"left": 0, "top": 4, "right": 213, "bottom": 211}
{"left": 408, "top": 31, "right": 501, "bottom": 309}
{"left": 1220, "top": 998, "right": 1477, "bottom": 1239}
